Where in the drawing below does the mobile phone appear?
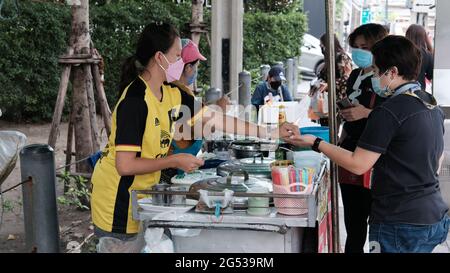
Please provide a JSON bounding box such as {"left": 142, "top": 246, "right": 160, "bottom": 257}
{"left": 337, "top": 98, "right": 354, "bottom": 110}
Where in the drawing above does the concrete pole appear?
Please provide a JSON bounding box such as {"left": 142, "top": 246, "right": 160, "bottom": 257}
{"left": 20, "top": 144, "right": 60, "bottom": 253}
{"left": 211, "top": 0, "right": 224, "bottom": 92}
{"left": 230, "top": 0, "right": 244, "bottom": 104}
{"left": 238, "top": 71, "right": 251, "bottom": 108}
{"left": 260, "top": 64, "right": 270, "bottom": 82}
{"left": 293, "top": 57, "right": 299, "bottom": 98}
{"left": 285, "top": 58, "right": 295, "bottom": 97}
{"left": 211, "top": 0, "right": 243, "bottom": 104}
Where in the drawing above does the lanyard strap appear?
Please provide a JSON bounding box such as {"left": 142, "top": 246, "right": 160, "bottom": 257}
{"left": 352, "top": 70, "right": 374, "bottom": 92}
{"left": 392, "top": 82, "right": 422, "bottom": 97}
{"left": 393, "top": 82, "right": 437, "bottom": 109}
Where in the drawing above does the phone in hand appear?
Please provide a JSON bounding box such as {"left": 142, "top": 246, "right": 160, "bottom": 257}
{"left": 337, "top": 98, "right": 354, "bottom": 110}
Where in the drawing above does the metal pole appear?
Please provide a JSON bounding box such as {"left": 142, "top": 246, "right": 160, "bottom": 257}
{"left": 285, "top": 58, "right": 295, "bottom": 98}
{"left": 325, "top": 0, "right": 340, "bottom": 253}
{"left": 239, "top": 71, "right": 252, "bottom": 121}
{"left": 20, "top": 144, "right": 60, "bottom": 253}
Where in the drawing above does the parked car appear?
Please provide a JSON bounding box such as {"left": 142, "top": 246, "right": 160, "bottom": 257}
{"left": 299, "top": 33, "right": 324, "bottom": 77}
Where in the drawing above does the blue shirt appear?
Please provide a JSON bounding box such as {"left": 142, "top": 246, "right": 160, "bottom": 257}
{"left": 251, "top": 81, "right": 293, "bottom": 110}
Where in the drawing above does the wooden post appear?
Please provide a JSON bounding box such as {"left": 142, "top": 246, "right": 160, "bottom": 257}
{"left": 85, "top": 65, "right": 100, "bottom": 152}
{"left": 64, "top": 107, "right": 75, "bottom": 193}
{"left": 92, "top": 63, "right": 112, "bottom": 136}
{"left": 48, "top": 65, "right": 71, "bottom": 148}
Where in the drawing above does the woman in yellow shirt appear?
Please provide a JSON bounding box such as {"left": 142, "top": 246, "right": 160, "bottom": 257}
{"left": 91, "top": 22, "right": 293, "bottom": 241}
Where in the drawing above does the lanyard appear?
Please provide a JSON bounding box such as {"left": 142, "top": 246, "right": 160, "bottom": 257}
{"left": 391, "top": 82, "right": 422, "bottom": 97}
{"left": 393, "top": 82, "right": 437, "bottom": 109}
{"left": 352, "top": 70, "right": 374, "bottom": 92}
{"left": 349, "top": 70, "right": 374, "bottom": 103}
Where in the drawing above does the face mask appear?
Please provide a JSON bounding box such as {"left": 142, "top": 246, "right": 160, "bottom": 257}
{"left": 371, "top": 70, "right": 395, "bottom": 98}
{"left": 351, "top": 48, "right": 373, "bottom": 68}
{"left": 270, "top": 81, "right": 282, "bottom": 90}
{"left": 187, "top": 68, "right": 198, "bottom": 86}
{"left": 158, "top": 54, "right": 184, "bottom": 83}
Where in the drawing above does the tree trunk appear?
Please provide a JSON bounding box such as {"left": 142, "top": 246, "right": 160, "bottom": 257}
{"left": 69, "top": 0, "right": 92, "bottom": 176}
{"left": 191, "top": 0, "right": 204, "bottom": 46}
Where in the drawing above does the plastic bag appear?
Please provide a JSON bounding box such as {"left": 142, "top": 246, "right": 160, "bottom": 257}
{"left": 309, "top": 90, "right": 328, "bottom": 119}
{"left": 0, "top": 131, "right": 27, "bottom": 186}
{"left": 152, "top": 211, "right": 202, "bottom": 238}
{"left": 142, "top": 228, "right": 174, "bottom": 253}
{"left": 96, "top": 236, "right": 144, "bottom": 253}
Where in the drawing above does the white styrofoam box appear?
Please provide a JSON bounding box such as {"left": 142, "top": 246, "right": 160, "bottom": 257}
{"left": 258, "top": 101, "right": 303, "bottom": 125}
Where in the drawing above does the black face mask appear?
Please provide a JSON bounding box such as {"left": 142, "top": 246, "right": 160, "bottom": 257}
{"left": 270, "top": 81, "right": 282, "bottom": 90}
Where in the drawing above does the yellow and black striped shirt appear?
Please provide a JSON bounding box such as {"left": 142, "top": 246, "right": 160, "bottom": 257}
{"left": 91, "top": 76, "right": 205, "bottom": 234}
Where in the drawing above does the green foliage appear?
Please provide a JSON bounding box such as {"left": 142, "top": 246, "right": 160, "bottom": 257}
{"left": 0, "top": 0, "right": 71, "bottom": 121}
{"left": 244, "top": 0, "right": 304, "bottom": 13}
{"left": 0, "top": 0, "right": 305, "bottom": 121}
{"left": 243, "top": 11, "right": 307, "bottom": 73}
{"left": 58, "top": 171, "right": 91, "bottom": 211}
{"left": 90, "top": 0, "right": 195, "bottom": 105}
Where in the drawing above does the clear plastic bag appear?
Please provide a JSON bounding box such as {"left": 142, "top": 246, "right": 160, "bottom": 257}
{"left": 0, "top": 131, "right": 27, "bottom": 186}
{"left": 142, "top": 228, "right": 174, "bottom": 253}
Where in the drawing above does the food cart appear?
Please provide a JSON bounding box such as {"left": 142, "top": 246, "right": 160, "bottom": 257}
{"left": 131, "top": 152, "right": 333, "bottom": 253}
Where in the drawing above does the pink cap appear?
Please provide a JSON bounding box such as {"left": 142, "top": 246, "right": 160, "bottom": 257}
{"left": 181, "top": 39, "right": 207, "bottom": 64}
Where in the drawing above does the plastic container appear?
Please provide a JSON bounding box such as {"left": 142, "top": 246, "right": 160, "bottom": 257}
{"left": 246, "top": 186, "right": 270, "bottom": 216}
{"left": 292, "top": 151, "right": 322, "bottom": 173}
{"left": 300, "top": 126, "right": 330, "bottom": 142}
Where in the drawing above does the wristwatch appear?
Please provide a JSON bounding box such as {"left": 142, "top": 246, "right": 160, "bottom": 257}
{"left": 311, "top": 137, "right": 323, "bottom": 153}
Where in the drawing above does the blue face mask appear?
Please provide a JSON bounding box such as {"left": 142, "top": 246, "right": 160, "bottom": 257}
{"left": 351, "top": 48, "right": 373, "bottom": 68}
{"left": 371, "top": 71, "right": 394, "bottom": 98}
{"left": 187, "top": 69, "right": 198, "bottom": 86}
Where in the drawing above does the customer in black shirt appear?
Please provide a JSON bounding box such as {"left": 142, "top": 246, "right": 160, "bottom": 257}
{"left": 337, "top": 23, "right": 387, "bottom": 253}
{"left": 284, "top": 35, "right": 449, "bottom": 253}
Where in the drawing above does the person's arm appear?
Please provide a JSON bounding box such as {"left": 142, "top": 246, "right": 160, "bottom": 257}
{"left": 114, "top": 96, "right": 203, "bottom": 176}
{"left": 284, "top": 105, "right": 399, "bottom": 174}
{"left": 339, "top": 103, "right": 372, "bottom": 121}
{"left": 285, "top": 134, "right": 381, "bottom": 175}
{"left": 176, "top": 85, "right": 294, "bottom": 141}
{"left": 116, "top": 152, "right": 203, "bottom": 176}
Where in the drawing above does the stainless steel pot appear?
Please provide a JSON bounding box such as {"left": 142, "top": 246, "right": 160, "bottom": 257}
{"left": 217, "top": 155, "right": 275, "bottom": 179}
{"left": 230, "top": 139, "right": 278, "bottom": 159}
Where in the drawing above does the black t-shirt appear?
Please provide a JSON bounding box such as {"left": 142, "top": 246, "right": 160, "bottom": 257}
{"left": 341, "top": 69, "right": 386, "bottom": 151}
{"left": 358, "top": 89, "right": 448, "bottom": 224}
